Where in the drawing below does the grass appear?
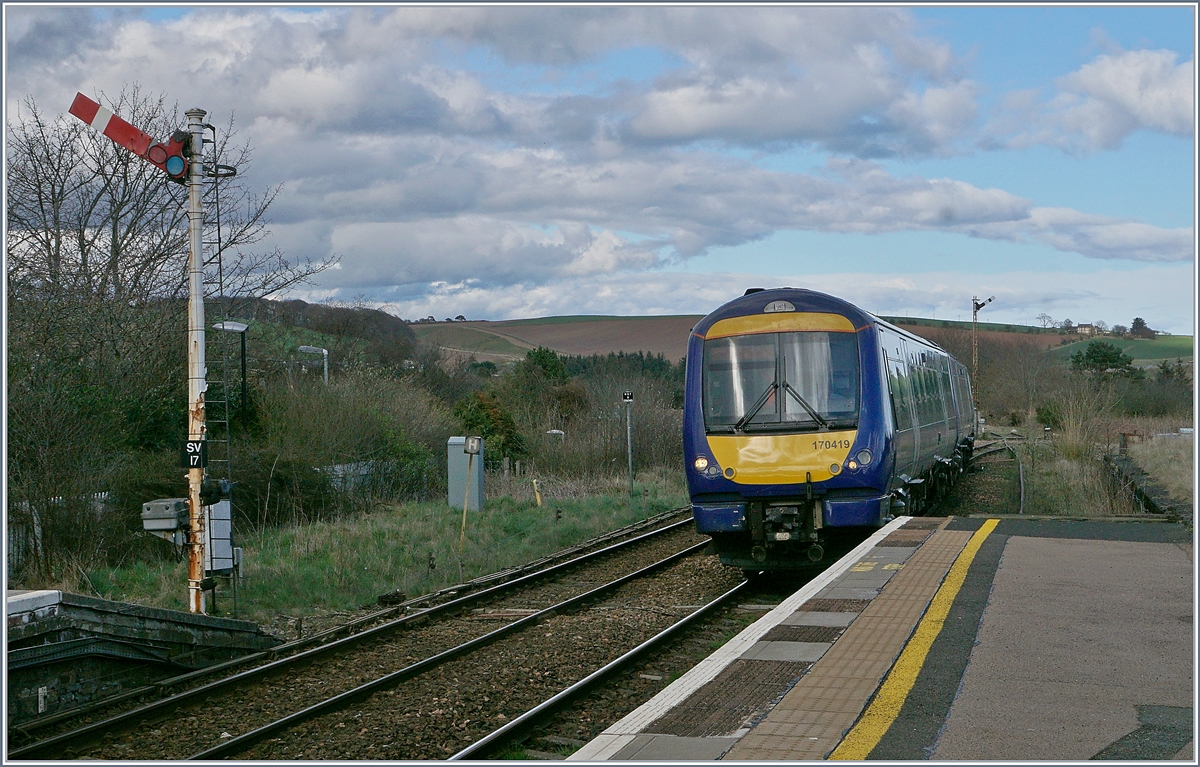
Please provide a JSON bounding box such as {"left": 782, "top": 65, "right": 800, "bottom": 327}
{"left": 82, "top": 470, "right": 688, "bottom": 625}
{"left": 409, "top": 324, "right": 531, "bottom": 356}
{"left": 1016, "top": 440, "right": 1141, "bottom": 517}
{"left": 1127, "top": 436, "right": 1194, "bottom": 508}
{"left": 883, "top": 316, "right": 1057, "bottom": 334}
{"left": 1048, "top": 335, "right": 1194, "bottom": 364}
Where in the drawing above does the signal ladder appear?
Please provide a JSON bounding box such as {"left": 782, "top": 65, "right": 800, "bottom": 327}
{"left": 202, "top": 191, "right": 241, "bottom": 615}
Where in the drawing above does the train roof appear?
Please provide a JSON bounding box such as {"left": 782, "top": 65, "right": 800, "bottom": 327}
{"left": 694, "top": 287, "right": 953, "bottom": 358}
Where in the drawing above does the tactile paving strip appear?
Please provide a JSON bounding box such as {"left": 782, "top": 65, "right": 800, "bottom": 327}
{"left": 567, "top": 519, "right": 910, "bottom": 761}
{"left": 883, "top": 528, "right": 933, "bottom": 541}
{"left": 646, "top": 659, "right": 812, "bottom": 738}
{"left": 760, "top": 624, "right": 843, "bottom": 643}
{"left": 877, "top": 532, "right": 931, "bottom": 547}
{"left": 901, "top": 517, "right": 946, "bottom": 529}
{"left": 798, "top": 598, "right": 872, "bottom": 612}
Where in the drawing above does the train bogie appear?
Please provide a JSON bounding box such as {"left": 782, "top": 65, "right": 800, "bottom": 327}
{"left": 684, "top": 288, "right": 975, "bottom": 571}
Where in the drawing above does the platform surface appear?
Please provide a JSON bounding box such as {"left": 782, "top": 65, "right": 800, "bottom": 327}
{"left": 572, "top": 515, "right": 1193, "bottom": 761}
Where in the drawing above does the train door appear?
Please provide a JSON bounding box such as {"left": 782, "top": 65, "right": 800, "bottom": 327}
{"left": 888, "top": 335, "right": 917, "bottom": 478}
{"left": 936, "top": 353, "right": 954, "bottom": 453}
{"left": 907, "top": 341, "right": 932, "bottom": 471}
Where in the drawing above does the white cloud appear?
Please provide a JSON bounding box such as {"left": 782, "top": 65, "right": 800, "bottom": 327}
{"left": 996, "top": 49, "right": 1194, "bottom": 152}
{"left": 309, "top": 217, "right": 662, "bottom": 289}
{"left": 5, "top": 5, "right": 1191, "bottom": 331}
{"left": 315, "top": 262, "right": 1193, "bottom": 337}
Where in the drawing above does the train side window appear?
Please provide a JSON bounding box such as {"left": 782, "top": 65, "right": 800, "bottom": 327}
{"left": 921, "top": 367, "right": 938, "bottom": 425}
{"left": 890, "top": 359, "right": 913, "bottom": 430}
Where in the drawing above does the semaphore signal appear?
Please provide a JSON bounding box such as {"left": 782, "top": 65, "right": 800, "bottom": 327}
{"left": 69, "top": 92, "right": 190, "bottom": 182}
{"left": 69, "top": 90, "right": 212, "bottom": 614}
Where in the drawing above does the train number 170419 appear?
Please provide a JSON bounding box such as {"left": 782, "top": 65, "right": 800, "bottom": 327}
{"left": 813, "top": 438, "right": 852, "bottom": 451}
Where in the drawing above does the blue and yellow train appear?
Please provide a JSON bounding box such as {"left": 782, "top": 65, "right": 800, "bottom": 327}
{"left": 683, "top": 287, "right": 976, "bottom": 571}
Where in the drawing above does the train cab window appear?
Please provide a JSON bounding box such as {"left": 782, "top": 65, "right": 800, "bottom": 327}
{"left": 702, "top": 331, "right": 859, "bottom": 433}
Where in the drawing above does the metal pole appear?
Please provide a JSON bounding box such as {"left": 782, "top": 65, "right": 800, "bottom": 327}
{"left": 459, "top": 453, "right": 473, "bottom": 551}
{"left": 972, "top": 296, "right": 979, "bottom": 406}
{"left": 239, "top": 331, "right": 247, "bottom": 432}
{"left": 625, "top": 401, "right": 633, "bottom": 497}
{"left": 185, "top": 106, "right": 208, "bottom": 615}
{"left": 970, "top": 295, "right": 994, "bottom": 415}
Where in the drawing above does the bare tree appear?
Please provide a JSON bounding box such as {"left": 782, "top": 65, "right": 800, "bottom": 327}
{"left": 6, "top": 87, "right": 335, "bottom": 582}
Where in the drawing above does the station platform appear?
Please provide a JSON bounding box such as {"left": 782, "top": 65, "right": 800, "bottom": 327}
{"left": 572, "top": 514, "right": 1194, "bottom": 761}
{"left": 6, "top": 590, "right": 279, "bottom": 726}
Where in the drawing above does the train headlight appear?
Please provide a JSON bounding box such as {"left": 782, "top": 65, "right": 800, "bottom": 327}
{"left": 693, "top": 456, "right": 709, "bottom": 472}
{"left": 829, "top": 463, "right": 841, "bottom": 475}
{"left": 856, "top": 449, "right": 873, "bottom": 466}
{"left": 847, "top": 460, "right": 859, "bottom": 471}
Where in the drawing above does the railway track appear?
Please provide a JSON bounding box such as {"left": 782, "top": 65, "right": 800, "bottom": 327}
{"left": 447, "top": 578, "right": 752, "bottom": 760}
{"left": 11, "top": 513, "right": 720, "bottom": 758}
{"left": 8, "top": 508, "right": 704, "bottom": 760}
{"left": 193, "top": 538, "right": 742, "bottom": 760}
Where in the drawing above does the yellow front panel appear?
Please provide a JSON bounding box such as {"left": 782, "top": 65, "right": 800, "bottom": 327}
{"left": 705, "top": 312, "right": 856, "bottom": 339}
{"left": 706, "top": 430, "right": 858, "bottom": 484}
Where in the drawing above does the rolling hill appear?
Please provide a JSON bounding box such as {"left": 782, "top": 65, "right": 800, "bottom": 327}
{"left": 411, "top": 315, "right": 703, "bottom": 363}
{"left": 410, "top": 314, "right": 1193, "bottom": 368}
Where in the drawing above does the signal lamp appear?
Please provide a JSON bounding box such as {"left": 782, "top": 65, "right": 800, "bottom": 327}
{"left": 693, "top": 456, "right": 709, "bottom": 471}
{"left": 146, "top": 129, "right": 190, "bottom": 182}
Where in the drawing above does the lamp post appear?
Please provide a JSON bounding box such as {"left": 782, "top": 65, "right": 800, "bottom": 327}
{"left": 298, "top": 345, "right": 328, "bottom": 385}
{"left": 213, "top": 321, "right": 249, "bottom": 431}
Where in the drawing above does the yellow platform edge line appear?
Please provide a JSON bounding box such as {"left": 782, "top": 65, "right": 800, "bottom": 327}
{"left": 828, "top": 518, "right": 1000, "bottom": 761}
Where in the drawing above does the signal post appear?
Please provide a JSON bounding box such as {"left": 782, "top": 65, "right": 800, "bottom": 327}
{"left": 70, "top": 93, "right": 211, "bottom": 613}
{"left": 185, "top": 107, "right": 208, "bottom": 614}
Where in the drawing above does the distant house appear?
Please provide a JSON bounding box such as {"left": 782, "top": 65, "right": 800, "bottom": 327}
{"left": 1076, "top": 323, "right": 1096, "bottom": 337}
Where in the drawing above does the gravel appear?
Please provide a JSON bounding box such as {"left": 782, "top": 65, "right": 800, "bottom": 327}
{"left": 233, "top": 554, "right": 743, "bottom": 760}
{"left": 64, "top": 525, "right": 716, "bottom": 760}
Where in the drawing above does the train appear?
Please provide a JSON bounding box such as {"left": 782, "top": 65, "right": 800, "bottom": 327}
{"left": 683, "top": 287, "right": 976, "bottom": 571}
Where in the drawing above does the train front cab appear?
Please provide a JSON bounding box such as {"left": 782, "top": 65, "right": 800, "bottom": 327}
{"left": 683, "top": 292, "right": 895, "bottom": 572}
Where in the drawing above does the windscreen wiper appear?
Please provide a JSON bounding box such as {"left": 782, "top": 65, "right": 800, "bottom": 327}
{"left": 734, "top": 382, "right": 778, "bottom": 432}
{"left": 783, "top": 381, "right": 828, "bottom": 428}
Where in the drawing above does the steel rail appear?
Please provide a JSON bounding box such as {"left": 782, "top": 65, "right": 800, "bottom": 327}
{"left": 8, "top": 514, "right": 695, "bottom": 760}
{"left": 188, "top": 538, "right": 714, "bottom": 760}
{"left": 10, "top": 507, "right": 691, "bottom": 744}
{"left": 972, "top": 442, "right": 1012, "bottom": 460}
{"left": 1001, "top": 438, "right": 1026, "bottom": 515}
{"left": 448, "top": 578, "right": 752, "bottom": 760}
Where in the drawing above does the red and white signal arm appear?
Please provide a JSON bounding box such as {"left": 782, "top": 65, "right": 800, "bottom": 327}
{"left": 69, "top": 92, "right": 190, "bottom": 181}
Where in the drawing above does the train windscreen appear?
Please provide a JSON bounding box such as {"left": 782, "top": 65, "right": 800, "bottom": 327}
{"left": 702, "top": 331, "right": 859, "bottom": 432}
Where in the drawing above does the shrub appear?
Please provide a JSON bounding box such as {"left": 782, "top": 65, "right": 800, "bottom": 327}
{"left": 453, "top": 390, "right": 528, "bottom": 464}
{"left": 229, "top": 367, "right": 456, "bottom": 531}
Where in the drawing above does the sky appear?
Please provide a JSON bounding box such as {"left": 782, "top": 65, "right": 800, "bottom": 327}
{"left": 5, "top": 4, "right": 1197, "bottom": 334}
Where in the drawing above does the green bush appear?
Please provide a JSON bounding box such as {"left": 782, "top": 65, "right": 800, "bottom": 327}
{"left": 454, "top": 390, "right": 528, "bottom": 463}
{"left": 1036, "top": 403, "right": 1062, "bottom": 429}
